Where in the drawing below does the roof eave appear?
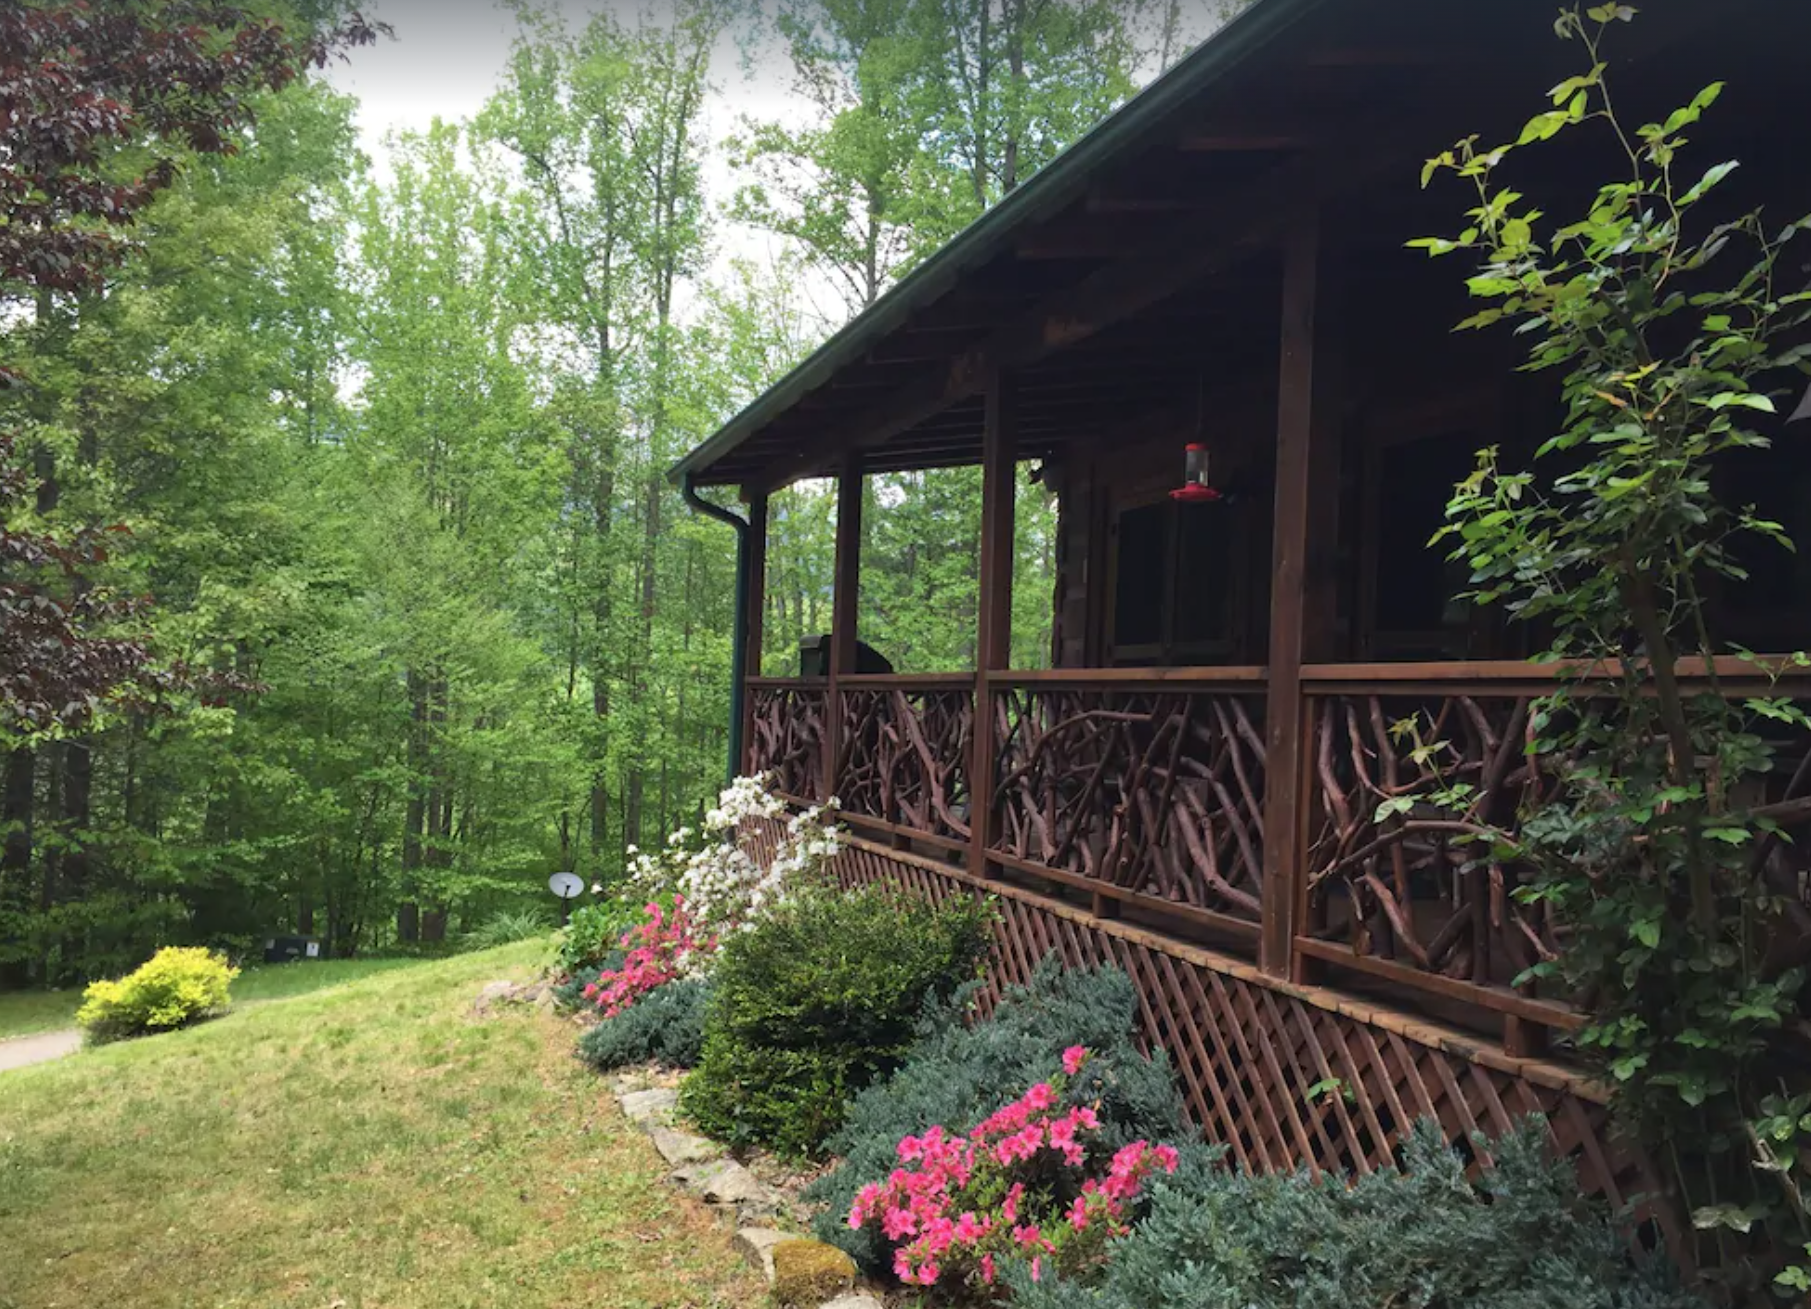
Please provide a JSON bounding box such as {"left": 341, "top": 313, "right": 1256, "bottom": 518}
{"left": 668, "top": 0, "right": 1325, "bottom": 488}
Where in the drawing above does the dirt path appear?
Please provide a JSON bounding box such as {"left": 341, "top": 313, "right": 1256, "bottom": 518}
{"left": 0, "top": 1028, "right": 81, "bottom": 1073}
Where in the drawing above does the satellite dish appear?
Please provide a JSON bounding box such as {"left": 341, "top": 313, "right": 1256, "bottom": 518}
{"left": 548, "top": 871, "right": 585, "bottom": 900}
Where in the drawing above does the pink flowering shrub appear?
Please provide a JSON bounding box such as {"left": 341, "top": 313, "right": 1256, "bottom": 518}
{"left": 845, "top": 1048, "right": 1179, "bottom": 1294}
{"left": 582, "top": 898, "right": 710, "bottom": 1017}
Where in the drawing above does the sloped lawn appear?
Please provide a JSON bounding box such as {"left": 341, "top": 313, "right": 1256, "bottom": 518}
{"left": 0, "top": 955, "right": 443, "bottom": 1041}
{"left": 0, "top": 942, "right": 763, "bottom": 1309}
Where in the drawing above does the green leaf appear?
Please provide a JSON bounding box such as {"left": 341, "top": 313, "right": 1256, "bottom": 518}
{"left": 1373, "top": 796, "right": 1416, "bottom": 822}
{"left": 1681, "top": 160, "right": 1739, "bottom": 205}
{"left": 1701, "top": 391, "right": 1775, "bottom": 412}
{"left": 1517, "top": 110, "right": 1571, "bottom": 145}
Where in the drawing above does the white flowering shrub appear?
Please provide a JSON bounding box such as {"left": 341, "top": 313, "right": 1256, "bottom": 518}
{"left": 625, "top": 773, "right": 843, "bottom": 971}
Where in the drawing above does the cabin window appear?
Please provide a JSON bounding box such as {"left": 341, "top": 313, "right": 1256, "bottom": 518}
{"left": 1362, "top": 432, "right": 1476, "bottom": 659}
{"left": 1108, "top": 498, "right": 1239, "bottom": 665}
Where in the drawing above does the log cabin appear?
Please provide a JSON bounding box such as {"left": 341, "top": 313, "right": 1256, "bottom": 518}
{"left": 673, "top": 0, "right": 1811, "bottom": 1221}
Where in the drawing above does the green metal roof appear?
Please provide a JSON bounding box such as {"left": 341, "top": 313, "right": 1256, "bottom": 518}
{"left": 669, "top": 0, "right": 1325, "bottom": 486}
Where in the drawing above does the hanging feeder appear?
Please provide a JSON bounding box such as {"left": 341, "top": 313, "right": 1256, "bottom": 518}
{"left": 1170, "top": 442, "right": 1222, "bottom": 503}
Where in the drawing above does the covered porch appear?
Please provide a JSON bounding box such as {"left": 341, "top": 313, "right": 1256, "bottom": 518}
{"left": 677, "top": 0, "right": 1811, "bottom": 1207}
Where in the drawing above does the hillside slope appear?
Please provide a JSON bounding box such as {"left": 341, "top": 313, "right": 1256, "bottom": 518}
{"left": 0, "top": 944, "right": 762, "bottom": 1309}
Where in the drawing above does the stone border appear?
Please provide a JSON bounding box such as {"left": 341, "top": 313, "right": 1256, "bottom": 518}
{"left": 605, "top": 1072, "right": 881, "bottom": 1309}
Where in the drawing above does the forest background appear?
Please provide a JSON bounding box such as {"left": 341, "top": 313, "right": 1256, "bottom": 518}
{"left": 0, "top": 0, "right": 1242, "bottom": 984}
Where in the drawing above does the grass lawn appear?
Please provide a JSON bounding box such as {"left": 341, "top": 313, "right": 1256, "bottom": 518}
{"left": 0, "top": 942, "right": 765, "bottom": 1309}
{"left": 0, "top": 955, "right": 461, "bottom": 1041}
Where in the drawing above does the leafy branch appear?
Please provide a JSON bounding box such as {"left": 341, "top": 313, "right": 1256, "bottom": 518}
{"left": 1410, "top": 4, "right": 1811, "bottom": 1291}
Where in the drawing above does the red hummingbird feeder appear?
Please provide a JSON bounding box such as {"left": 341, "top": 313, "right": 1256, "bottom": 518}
{"left": 1169, "top": 442, "right": 1222, "bottom": 503}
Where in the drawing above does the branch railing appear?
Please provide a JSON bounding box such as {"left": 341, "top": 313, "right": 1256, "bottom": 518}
{"left": 986, "top": 669, "right": 1268, "bottom": 943}
{"left": 744, "top": 659, "right": 1811, "bottom": 1053}
{"left": 747, "top": 678, "right": 828, "bottom": 805}
{"left": 836, "top": 673, "right": 976, "bottom": 853}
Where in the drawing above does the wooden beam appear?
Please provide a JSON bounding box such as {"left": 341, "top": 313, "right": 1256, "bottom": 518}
{"left": 830, "top": 454, "right": 863, "bottom": 674}
{"left": 825, "top": 454, "right": 863, "bottom": 798}
{"left": 741, "top": 489, "right": 768, "bottom": 773}
{"left": 754, "top": 126, "right": 1408, "bottom": 493}
{"left": 1177, "top": 132, "right": 1308, "bottom": 152}
{"left": 1260, "top": 211, "right": 1337, "bottom": 980}
{"left": 969, "top": 370, "right": 1016, "bottom": 881}
{"left": 1084, "top": 192, "right": 1211, "bottom": 214}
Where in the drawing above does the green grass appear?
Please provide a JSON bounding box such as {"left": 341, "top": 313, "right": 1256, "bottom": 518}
{"left": 0, "top": 943, "right": 763, "bottom": 1309}
{"left": 0, "top": 988, "right": 82, "bottom": 1041}
{"left": 0, "top": 954, "right": 496, "bottom": 1041}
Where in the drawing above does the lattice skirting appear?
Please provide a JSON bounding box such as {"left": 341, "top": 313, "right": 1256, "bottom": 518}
{"left": 739, "top": 815, "right": 1668, "bottom": 1232}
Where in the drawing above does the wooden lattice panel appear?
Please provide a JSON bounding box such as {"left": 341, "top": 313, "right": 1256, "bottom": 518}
{"left": 838, "top": 686, "right": 974, "bottom": 844}
{"left": 748, "top": 684, "right": 826, "bottom": 802}
{"left": 740, "top": 814, "right": 1665, "bottom": 1231}
{"left": 990, "top": 686, "right": 1266, "bottom": 925}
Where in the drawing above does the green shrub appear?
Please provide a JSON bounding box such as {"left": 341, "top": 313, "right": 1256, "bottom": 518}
{"left": 577, "top": 976, "right": 710, "bottom": 1070}
{"left": 680, "top": 884, "right": 993, "bottom": 1157}
{"left": 461, "top": 908, "right": 553, "bottom": 951}
{"left": 1001, "top": 1122, "right": 1706, "bottom": 1309}
{"left": 808, "top": 955, "right": 1191, "bottom": 1272}
{"left": 555, "top": 896, "right": 643, "bottom": 975}
{"left": 76, "top": 946, "right": 239, "bottom": 1043}
{"left": 553, "top": 947, "right": 623, "bottom": 1009}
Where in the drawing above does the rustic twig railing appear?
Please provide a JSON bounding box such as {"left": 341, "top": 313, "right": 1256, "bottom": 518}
{"left": 1298, "top": 662, "right": 1811, "bottom": 1052}
{"left": 746, "top": 678, "right": 828, "bottom": 804}
{"left": 745, "top": 659, "right": 1811, "bottom": 1055}
{"left": 986, "top": 670, "right": 1268, "bottom": 945}
{"left": 835, "top": 673, "right": 976, "bottom": 852}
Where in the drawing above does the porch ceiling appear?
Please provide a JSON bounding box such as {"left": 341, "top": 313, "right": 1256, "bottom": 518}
{"left": 672, "top": 0, "right": 1789, "bottom": 493}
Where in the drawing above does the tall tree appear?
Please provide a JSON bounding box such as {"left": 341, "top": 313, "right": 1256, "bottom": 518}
{"left": 731, "top": 0, "right": 1141, "bottom": 311}
{"left": 480, "top": 0, "right": 725, "bottom": 860}
{"left": 0, "top": 0, "right": 377, "bottom": 982}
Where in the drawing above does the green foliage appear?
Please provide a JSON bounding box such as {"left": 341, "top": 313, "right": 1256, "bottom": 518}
{"left": 680, "top": 885, "right": 992, "bottom": 1157}
{"left": 1410, "top": 7, "right": 1811, "bottom": 1284}
{"left": 556, "top": 897, "right": 645, "bottom": 975}
{"left": 731, "top": 0, "right": 1143, "bottom": 314}
{"left": 576, "top": 976, "right": 711, "bottom": 1070}
{"left": 461, "top": 909, "right": 554, "bottom": 951}
{"left": 1004, "top": 1122, "right": 1705, "bottom": 1309}
{"left": 0, "top": 0, "right": 1102, "bottom": 990}
{"left": 808, "top": 955, "right": 1191, "bottom": 1273}
{"left": 76, "top": 946, "right": 238, "bottom": 1044}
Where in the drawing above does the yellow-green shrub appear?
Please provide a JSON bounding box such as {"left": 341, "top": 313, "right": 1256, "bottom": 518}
{"left": 76, "top": 946, "right": 239, "bottom": 1043}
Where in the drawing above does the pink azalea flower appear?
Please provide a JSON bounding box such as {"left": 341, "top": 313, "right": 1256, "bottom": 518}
{"left": 1061, "top": 1045, "right": 1089, "bottom": 1075}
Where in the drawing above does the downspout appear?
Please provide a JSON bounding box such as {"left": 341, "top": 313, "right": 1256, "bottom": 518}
{"left": 681, "top": 472, "right": 750, "bottom": 781}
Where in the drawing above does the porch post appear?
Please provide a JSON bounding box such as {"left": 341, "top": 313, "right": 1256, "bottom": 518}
{"left": 741, "top": 488, "right": 768, "bottom": 776}
{"left": 969, "top": 368, "right": 1016, "bottom": 879}
{"left": 825, "top": 453, "right": 863, "bottom": 802}
{"left": 1261, "top": 210, "right": 1340, "bottom": 979}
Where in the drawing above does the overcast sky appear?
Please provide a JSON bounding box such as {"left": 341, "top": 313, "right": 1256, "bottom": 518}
{"left": 325, "top": 0, "right": 809, "bottom": 159}
{"left": 321, "top": 0, "right": 1234, "bottom": 324}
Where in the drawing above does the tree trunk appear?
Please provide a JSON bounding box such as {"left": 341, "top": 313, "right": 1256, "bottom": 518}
{"left": 400, "top": 666, "right": 426, "bottom": 942}
{"left": 0, "top": 749, "right": 34, "bottom": 986}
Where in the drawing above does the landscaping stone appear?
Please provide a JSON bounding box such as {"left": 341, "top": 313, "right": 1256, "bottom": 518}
{"left": 671, "top": 1159, "right": 778, "bottom": 1215}
{"left": 733, "top": 1226, "right": 788, "bottom": 1283}
{"left": 472, "top": 979, "right": 519, "bottom": 1014}
{"left": 649, "top": 1124, "right": 719, "bottom": 1167}
{"left": 770, "top": 1239, "right": 856, "bottom": 1307}
{"left": 618, "top": 1087, "right": 678, "bottom": 1124}
{"left": 818, "top": 1295, "right": 882, "bottom": 1309}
